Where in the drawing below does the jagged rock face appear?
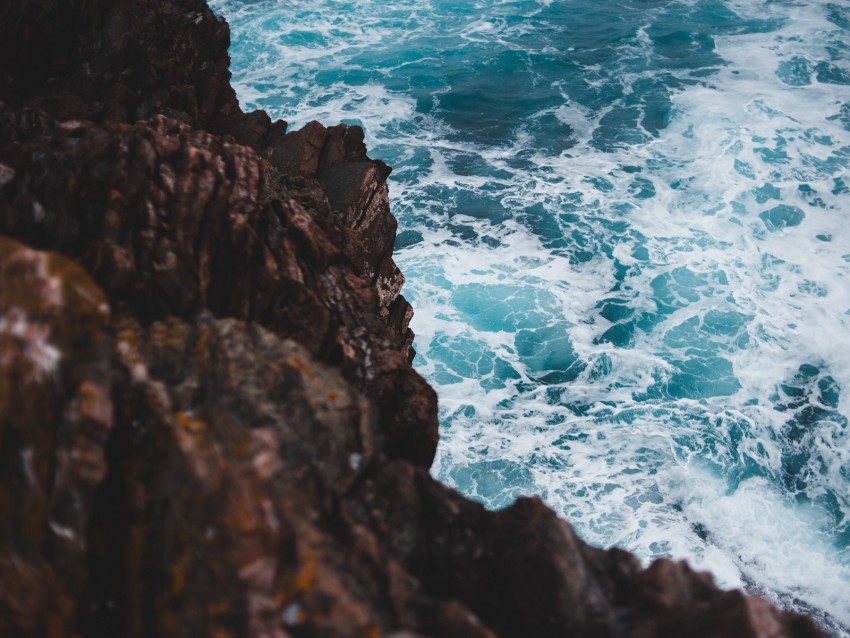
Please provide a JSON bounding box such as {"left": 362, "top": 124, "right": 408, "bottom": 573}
{"left": 84, "top": 312, "right": 384, "bottom": 637}
{"left": 0, "top": 0, "right": 832, "bottom": 637}
{"left": 0, "top": 0, "right": 431, "bottom": 469}
{"left": 0, "top": 105, "right": 436, "bottom": 470}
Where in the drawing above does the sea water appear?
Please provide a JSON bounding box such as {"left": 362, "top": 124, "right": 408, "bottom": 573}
{"left": 209, "top": 0, "right": 850, "bottom": 632}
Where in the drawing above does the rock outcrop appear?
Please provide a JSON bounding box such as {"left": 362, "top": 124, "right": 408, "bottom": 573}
{"left": 0, "top": 1, "right": 830, "bottom": 637}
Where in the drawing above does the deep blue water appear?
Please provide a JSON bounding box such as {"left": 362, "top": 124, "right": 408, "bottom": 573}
{"left": 210, "top": 0, "right": 850, "bottom": 632}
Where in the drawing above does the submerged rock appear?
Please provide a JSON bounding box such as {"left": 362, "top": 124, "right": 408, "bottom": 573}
{"left": 0, "top": 0, "right": 829, "bottom": 636}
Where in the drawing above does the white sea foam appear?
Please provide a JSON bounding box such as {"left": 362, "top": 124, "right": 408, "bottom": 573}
{"left": 672, "top": 468, "right": 850, "bottom": 627}
{"left": 413, "top": 2, "right": 850, "bottom": 630}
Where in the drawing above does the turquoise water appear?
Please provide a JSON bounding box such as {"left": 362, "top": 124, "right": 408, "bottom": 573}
{"left": 210, "top": 0, "right": 850, "bottom": 632}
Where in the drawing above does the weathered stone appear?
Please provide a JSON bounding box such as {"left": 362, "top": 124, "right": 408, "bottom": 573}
{"left": 267, "top": 120, "right": 329, "bottom": 177}
{"left": 0, "top": 236, "right": 112, "bottom": 636}
{"left": 375, "top": 253, "right": 407, "bottom": 322}
{"left": 75, "top": 313, "right": 385, "bottom": 637}
{"left": 0, "top": 107, "right": 437, "bottom": 468}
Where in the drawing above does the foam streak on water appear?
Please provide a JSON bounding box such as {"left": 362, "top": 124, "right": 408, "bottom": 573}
{"left": 210, "top": 0, "right": 850, "bottom": 632}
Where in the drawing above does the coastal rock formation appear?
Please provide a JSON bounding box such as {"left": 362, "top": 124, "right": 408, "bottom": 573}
{"left": 0, "top": 0, "right": 829, "bottom": 637}
{"left": 0, "top": 106, "right": 431, "bottom": 467}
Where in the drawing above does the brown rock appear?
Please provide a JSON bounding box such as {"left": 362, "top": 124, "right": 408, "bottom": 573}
{"left": 0, "top": 107, "right": 438, "bottom": 468}
{"left": 267, "top": 120, "right": 330, "bottom": 177}
{"left": 77, "top": 313, "right": 385, "bottom": 637}
{"left": 0, "top": 236, "right": 112, "bottom": 636}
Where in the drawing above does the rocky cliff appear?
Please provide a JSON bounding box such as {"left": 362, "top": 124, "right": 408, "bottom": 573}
{"left": 0, "top": 1, "right": 830, "bottom": 637}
